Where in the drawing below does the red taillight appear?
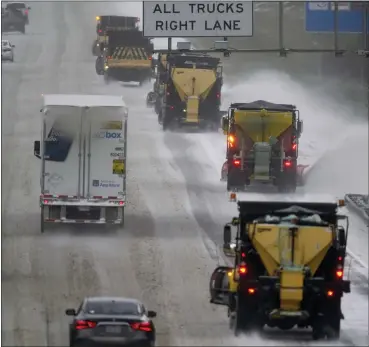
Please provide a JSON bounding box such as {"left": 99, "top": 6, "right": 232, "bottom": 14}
{"left": 238, "top": 262, "right": 247, "bottom": 275}
{"left": 130, "top": 321, "right": 152, "bottom": 332}
{"left": 284, "top": 160, "right": 292, "bottom": 167}
{"left": 292, "top": 143, "right": 297, "bottom": 150}
{"left": 241, "top": 252, "right": 246, "bottom": 258}
{"left": 98, "top": 29, "right": 102, "bottom": 33}
{"left": 336, "top": 264, "right": 343, "bottom": 279}
{"left": 247, "top": 288, "right": 255, "bottom": 294}
{"left": 327, "top": 290, "right": 334, "bottom": 297}
{"left": 75, "top": 320, "right": 97, "bottom": 330}
{"left": 233, "top": 159, "right": 241, "bottom": 166}
{"left": 216, "top": 93, "right": 220, "bottom": 99}
{"left": 169, "top": 106, "right": 174, "bottom": 110}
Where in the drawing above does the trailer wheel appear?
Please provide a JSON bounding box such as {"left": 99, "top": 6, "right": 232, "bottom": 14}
{"left": 121, "top": 208, "right": 125, "bottom": 228}
{"left": 40, "top": 208, "right": 45, "bottom": 233}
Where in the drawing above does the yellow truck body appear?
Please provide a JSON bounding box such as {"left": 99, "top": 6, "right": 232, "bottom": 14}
{"left": 171, "top": 67, "right": 216, "bottom": 123}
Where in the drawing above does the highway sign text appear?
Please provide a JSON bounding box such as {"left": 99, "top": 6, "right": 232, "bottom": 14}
{"left": 143, "top": 1, "right": 253, "bottom": 37}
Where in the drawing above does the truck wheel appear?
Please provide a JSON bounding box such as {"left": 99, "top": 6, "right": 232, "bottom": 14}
{"left": 121, "top": 208, "right": 125, "bottom": 228}
{"left": 40, "top": 208, "right": 45, "bottom": 233}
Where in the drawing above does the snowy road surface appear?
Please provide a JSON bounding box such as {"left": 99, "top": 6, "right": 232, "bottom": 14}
{"left": 2, "top": 2, "right": 368, "bottom": 346}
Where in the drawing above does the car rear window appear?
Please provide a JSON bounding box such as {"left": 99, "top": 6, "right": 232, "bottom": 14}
{"left": 85, "top": 301, "right": 140, "bottom": 315}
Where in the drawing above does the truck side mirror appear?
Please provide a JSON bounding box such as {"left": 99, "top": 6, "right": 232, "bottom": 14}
{"left": 223, "top": 224, "right": 231, "bottom": 248}
{"left": 297, "top": 120, "right": 303, "bottom": 136}
{"left": 221, "top": 115, "right": 229, "bottom": 134}
{"left": 34, "top": 140, "right": 41, "bottom": 159}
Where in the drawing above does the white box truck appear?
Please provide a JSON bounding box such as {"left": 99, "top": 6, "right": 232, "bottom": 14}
{"left": 33, "top": 94, "right": 128, "bottom": 232}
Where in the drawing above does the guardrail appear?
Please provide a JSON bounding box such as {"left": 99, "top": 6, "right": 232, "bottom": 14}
{"left": 345, "top": 194, "right": 369, "bottom": 223}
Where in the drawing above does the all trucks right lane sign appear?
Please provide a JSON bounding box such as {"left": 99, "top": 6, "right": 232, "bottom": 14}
{"left": 143, "top": 1, "right": 254, "bottom": 37}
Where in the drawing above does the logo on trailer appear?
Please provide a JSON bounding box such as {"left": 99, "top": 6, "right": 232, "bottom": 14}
{"left": 92, "top": 179, "right": 120, "bottom": 188}
{"left": 93, "top": 131, "right": 122, "bottom": 139}
{"left": 44, "top": 120, "right": 74, "bottom": 162}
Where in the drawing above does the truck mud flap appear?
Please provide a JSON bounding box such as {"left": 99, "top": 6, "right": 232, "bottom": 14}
{"left": 209, "top": 266, "right": 232, "bottom": 305}
{"left": 220, "top": 161, "right": 228, "bottom": 181}
{"left": 146, "top": 92, "right": 156, "bottom": 107}
{"left": 296, "top": 164, "right": 310, "bottom": 186}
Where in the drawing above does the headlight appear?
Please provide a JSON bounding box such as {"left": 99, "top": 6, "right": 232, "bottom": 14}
{"left": 104, "top": 65, "right": 109, "bottom": 70}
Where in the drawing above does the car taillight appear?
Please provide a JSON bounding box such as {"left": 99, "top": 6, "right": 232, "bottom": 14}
{"left": 247, "top": 288, "right": 256, "bottom": 294}
{"left": 292, "top": 143, "right": 297, "bottom": 150}
{"left": 98, "top": 29, "right": 102, "bottom": 33}
{"left": 75, "top": 320, "right": 97, "bottom": 330}
{"left": 130, "top": 321, "right": 152, "bottom": 332}
{"left": 284, "top": 159, "right": 292, "bottom": 167}
{"left": 233, "top": 159, "right": 241, "bottom": 166}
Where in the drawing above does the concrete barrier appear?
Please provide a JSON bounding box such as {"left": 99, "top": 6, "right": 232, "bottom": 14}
{"left": 345, "top": 194, "right": 369, "bottom": 223}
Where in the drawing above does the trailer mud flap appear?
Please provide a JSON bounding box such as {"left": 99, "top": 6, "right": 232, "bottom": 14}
{"left": 209, "top": 266, "right": 232, "bottom": 305}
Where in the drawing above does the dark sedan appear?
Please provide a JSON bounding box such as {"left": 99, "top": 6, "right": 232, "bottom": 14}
{"left": 66, "top": 296, "right": 157, "bottom": 347}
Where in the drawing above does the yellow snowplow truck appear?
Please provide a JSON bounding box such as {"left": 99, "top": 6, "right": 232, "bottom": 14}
{"left": 92, "top": 15, "right": 140, "bottom": 56}
{"left": 209, "top": 197, "right": 351, "bottom": 340}
{"left": 158, "top": 53, "right": 225, "bottom": 131}
{"left": 96, "top": 30, "right": 154, "bottom": 86}
{"left": 221, "top": 100, "right": 304, "bottom": 192}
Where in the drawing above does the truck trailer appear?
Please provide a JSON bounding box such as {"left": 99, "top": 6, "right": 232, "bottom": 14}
{"left": 209, "top": 195, "right": 351, "bottom": 340}
{"left": 33, "top": 94, "right": 128, "bottom": 232}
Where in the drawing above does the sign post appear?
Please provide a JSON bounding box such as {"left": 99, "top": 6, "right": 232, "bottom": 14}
{"left": 142, "top": 1, "right": 253, "bottom": 38}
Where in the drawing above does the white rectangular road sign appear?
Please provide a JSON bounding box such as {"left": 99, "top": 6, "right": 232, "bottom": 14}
{"left": 143, "top": 1, "right": 253, "bottom": 38}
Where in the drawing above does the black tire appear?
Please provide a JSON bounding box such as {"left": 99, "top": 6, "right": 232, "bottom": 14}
{"left": 121, "top": 207, "right": 125, "bottom": 228}
{"left": 40, "top": 208, "right": 45, "bottom": 233}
